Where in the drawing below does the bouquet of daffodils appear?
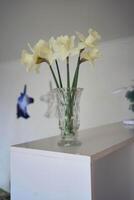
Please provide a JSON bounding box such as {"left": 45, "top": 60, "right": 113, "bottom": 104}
{"left": 21, "top": 29, "right": 101, "bottom": 143}
{"left": 21, "top": 29, "right": 101, "bottom": 90}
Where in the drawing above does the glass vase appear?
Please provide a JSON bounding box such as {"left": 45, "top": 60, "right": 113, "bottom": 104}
{"left": 55, "top": 88, "right": 83, "bottom": 147}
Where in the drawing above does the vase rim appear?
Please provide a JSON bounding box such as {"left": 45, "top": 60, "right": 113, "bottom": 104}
{"left": 54, "top": 87, "right": 83, "bottom": 91}
{"left": 53, "top": 88, "right": 83, "bottom": 94}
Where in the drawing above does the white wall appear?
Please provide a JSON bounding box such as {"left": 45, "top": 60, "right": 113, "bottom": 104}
{"left": 1, "top": 0, "right": 134, "bottom": 63}
{"left": 0, "top": 36, "right": 134, "bottom": 191}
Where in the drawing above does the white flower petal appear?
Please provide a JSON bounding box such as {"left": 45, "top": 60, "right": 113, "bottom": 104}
{"left": 21, "top": 50, "right": 41, "bottom": 72}
{"left": 52, "top": 35, "right": 78, "bottom": 60}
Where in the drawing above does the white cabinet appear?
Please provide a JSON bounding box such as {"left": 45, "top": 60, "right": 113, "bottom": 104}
{"left": 11, "top": 122, "right": 134, "bottom": 200}
{"left": 11, "top": 149, "right": 92, "bottom": 200}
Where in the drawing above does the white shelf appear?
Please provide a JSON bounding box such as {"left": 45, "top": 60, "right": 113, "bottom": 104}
{"left": 11, "top": 122, "right": 134, "bottom": 200}
{"left": 14, "top": 121, "right": 134, "bottom": 160}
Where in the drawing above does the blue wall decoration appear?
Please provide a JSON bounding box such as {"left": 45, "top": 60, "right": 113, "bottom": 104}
{"left": 17, "top": 85, "right": 34, "bottom": 119}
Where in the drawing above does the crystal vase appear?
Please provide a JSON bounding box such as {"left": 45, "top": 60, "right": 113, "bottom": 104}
{"left": 55, "top": 88, "right": 83, "bottom": 147}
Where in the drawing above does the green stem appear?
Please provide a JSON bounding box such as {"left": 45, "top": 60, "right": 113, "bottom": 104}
{"left": 55, "top": 60, "right": 63, "bottom": 88}
{"left": 70, "top": 49, "right": 84, "bottom": 116}
{"left": 74, "top": 64, "right": 80, "bottom": 89}
{"left": 72, "top": 49, "right": 84, "bottom": 89}
{"left": 49, "top": 64, "right": 59, "bottom": 88}
{"left": 67, "top": 56, "right": 70, "bottom": 89}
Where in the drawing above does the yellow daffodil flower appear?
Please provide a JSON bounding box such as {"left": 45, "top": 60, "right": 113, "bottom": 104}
{"left": 34, "top": 39, "right": 55, "bottom": 64}
{"left": 77, "top": 29, "right": 101, "bottom": 49}
{"left": 21, "top": 29, "right": 101, "bottom": 89}
{"left": 51, "top": 35, "right": 79, "bottom": 60}
{"left": 81, "top": 48, "right": 101, "bottom": 64}
{"left": 21, "top": 50, "right": 40, "bottom": 73}
{"left": 21, "top": 39, "right": 55, "bottom": 72}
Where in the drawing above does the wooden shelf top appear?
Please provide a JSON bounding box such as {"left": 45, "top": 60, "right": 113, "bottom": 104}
{"left": 14, "top": 122, "right": 134, "bottom": 161}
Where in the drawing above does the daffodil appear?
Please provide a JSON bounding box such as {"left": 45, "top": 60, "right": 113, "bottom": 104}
{"left": 21, "top": 28, "right": 101, "bottom": 90}
{"left": 77, "top": 29, "right": 101, "bottom": 49}
{"left": 34, "top": 39, "right": 55, "bottom": 64}
{"left": 21, "top": 39, "right": 55, "bottom": 72}
{"left": 21, "top": 50, "right": 40, "bottom": 73}
{"left": 81, "top": 48, "right": 101, "bottom": 64}
{"left": 51, "top": 35, "right": 79, "bottom": 60}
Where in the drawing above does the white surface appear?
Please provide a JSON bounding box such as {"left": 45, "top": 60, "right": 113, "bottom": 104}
{"left": 123, "top": 119, "right": 134, "bottom": 125}
{"left": 11, "top": 148, "right": 91, "bottom": 200}
{"left": 11, "top": 122, "right": 134, "bottom": 200}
